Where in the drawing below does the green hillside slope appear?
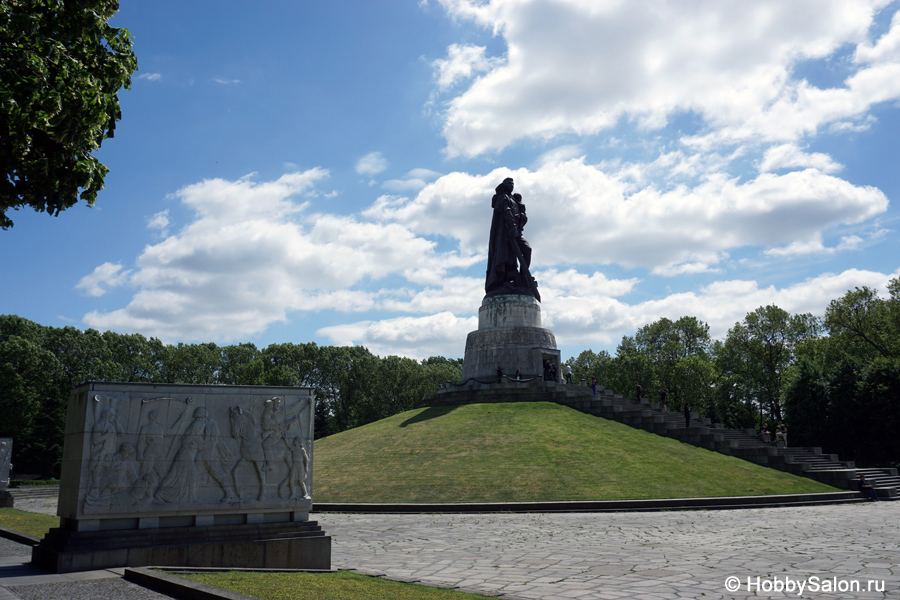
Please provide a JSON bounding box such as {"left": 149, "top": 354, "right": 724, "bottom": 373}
{"left": 314, "top": 402, "right": 837, "bottom": 503}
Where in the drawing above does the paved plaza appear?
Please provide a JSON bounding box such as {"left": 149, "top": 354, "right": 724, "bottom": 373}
{"left": 317, "top": 503, "right": 900, "bottom": 600}
{"left": 1, "top": 502, "right": 898, "bottom": 599}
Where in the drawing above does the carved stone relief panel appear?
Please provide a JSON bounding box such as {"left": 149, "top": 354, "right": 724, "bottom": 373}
{"left": 0, "top": 438, "right": 12, "bottom": 491}
{"left": 58, "top": 383, "right": 315, "bottom": 522}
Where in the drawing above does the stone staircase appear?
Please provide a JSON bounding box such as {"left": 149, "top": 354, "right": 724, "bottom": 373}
{"left": 8, "top": 485, "right": 59, "bottom": 500}
{"left": 429, "top": 379, "right": 898, "bottom": 500}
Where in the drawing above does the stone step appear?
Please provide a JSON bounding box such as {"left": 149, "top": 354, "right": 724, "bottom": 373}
{"left": 9, "top": 485, "right": 60, "bottom": 499}
{"left": 550, "top": 392, "right": 896, "bottom": 497}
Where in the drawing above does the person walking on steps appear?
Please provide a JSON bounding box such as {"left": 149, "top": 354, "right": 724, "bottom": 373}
{"left": 684, "top": 402, "right": 691, "bottom": 428}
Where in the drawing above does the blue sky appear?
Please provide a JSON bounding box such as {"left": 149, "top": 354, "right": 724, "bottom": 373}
{"left": 3, "top": 0, "right": 900, "bottom": 361}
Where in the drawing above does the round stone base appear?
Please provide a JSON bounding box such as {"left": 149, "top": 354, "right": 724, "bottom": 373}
{"left": 461, "top": 295, "right": 559, "bottom": 382}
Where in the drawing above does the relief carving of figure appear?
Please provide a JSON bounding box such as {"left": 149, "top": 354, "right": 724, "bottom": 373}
{"left": 229, "top": 406, "right": 268, "bottom": 501}
{"left": 99, "top": 443, "right": 140, "bottom": 504}
{"left": 261, "top": 396, "right": 294, "bottom": 472}
{"left": 230, "top": 398, "right": 308, "bottom": 502}
{"left": 484, "top": 177, "right": 540, "bottom": 301}
{"left": 0, "top": 441, "right": 11, "bottom": 489}
{"left": 155, "top": 407, "right": 237, "bottom": 504}
{"left": 85, "top": 407, "right": 124, "bottom": 504}
{"left": 0, "top": 441, "right": 10, "bottom": 467}
{"left": 287, "top": 436, "right": 311, "bottom": 500}
{"left": 137, "top": 410, "right": 166, "bottom": 480}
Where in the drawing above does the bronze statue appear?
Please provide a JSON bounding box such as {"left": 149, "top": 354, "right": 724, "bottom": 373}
{"left": 485, "top": 177, "right": 540, "bottom": 301}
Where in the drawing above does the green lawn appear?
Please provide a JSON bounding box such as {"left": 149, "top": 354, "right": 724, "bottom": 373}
{"left": 177, "top": 570, "right": 496, "bottom": 600}
{"left": 315, "top": 402, "right": 838, "bottom": 502}
{"left": 0, "top": 508, "right": 58, "bottom": 538}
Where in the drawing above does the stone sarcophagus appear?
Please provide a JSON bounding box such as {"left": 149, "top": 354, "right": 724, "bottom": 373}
{"left": 32, "top": 382, "right": 330, "bottom": 573}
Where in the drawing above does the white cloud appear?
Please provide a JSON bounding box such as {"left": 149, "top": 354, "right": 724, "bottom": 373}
{"left": 373, "top": 158, "right": 888, "bottom": 274}
{"left": 355, "top": 152, "right": 388, "bottom": 176}
{"left": 76, "top": 263, "right": 132, "bottom": 297}
{"left": 81, "top": 170, "right": 470, "bottom": 342}
{"left": 855, "top": 9, "right": 900, "bottom": 64}
{"left": 758, "top": 144, "right": 842, "bottom": 174}
{"left": 433, "top": 0, "right": 897, "bottom": 156}
{"left": 146, "top": 210, "right": 170, "bottom": 234}
{"left": 381, "top": 167, "right": 443, "bottom": 192}
{"left": 318, "top": 312, "right": 478, "bottom": 359}
{"left": 78, "top": 159, "right": 891, "bottom": 353}
{"left": 138, "top": 73, "right": 162, "bottom": 81}
{"left": 432, "top": 44, "right": 503, "bottom": 90}
{"left": 765, "top": 233, "right": 865, "bottom": 257}
{"left": 382, "top": 179, "right": 430, "bottom": 193}
{"left": 316, "top": 266, "right": 900, "bottom": 359}
{"left": 212, "top": 76, "right": 241, "bottom": 85}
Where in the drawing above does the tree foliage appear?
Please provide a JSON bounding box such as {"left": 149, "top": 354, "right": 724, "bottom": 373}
{"left": 0, "top": 0, "right": 137, "bottom": 229}
{"left": 0, "top": 315, "right": 462, "bottom": 476}
{"left": 718, "top": 306, "right": 819, "bottom": 424}
{"left": 781, "top": 280, "right": 900, "bottom": 465}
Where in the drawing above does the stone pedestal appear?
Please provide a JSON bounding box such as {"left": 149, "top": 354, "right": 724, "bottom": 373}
{"left": 462, "top": 295, "right": 560, "bottom": 382}
{"left": 32, "top": 382, "right": 330, "bottom": 573}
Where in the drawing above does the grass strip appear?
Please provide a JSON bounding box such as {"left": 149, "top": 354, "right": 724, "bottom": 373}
{"left": 176, "top": 570, "right": 497, "bottom": 600}
{"left": 0, "top": 508, "right": 58, "bottom": 538}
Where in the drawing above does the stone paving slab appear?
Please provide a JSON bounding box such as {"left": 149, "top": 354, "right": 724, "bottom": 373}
{"left": 318, "top": 503, "right": 900, "bottom": 600}
{"left": 9, "top": 577, "right": 173, "bottom": 600}
{"left": 0, "top": 540, "right": 28, "bottom": 561}
{"left": 0, "top": 502, "right": 898, "bottom": 599}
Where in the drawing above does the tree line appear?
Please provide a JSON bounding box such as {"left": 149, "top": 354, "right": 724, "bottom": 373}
{"left": 3, "top": 276, "right": 898, "bottom": 476}
{"left": 0, "top": 315, "right": 461, "bottom": 477}
{"left": 566, "top": 277, "right": 900, "bottom": 468}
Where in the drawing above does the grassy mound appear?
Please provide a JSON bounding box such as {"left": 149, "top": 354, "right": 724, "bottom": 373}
{"left": 314, "top": 402, "right": 837, "bottom": 503}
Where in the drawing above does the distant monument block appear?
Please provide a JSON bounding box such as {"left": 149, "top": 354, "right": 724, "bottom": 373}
{"left": 0, "top": 438, "right": 12, "bottom": 508}
{"left": 32, "top": 382, "right": 330, "bottom": 573}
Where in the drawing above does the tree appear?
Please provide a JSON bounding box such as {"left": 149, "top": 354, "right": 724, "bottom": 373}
{"left": 567, "top": 349, "right": 612, "bottom": 388}
{"left": 825, "top": 283, "right": 899, "bottom": 360}
{"left": 258, "top": 342, "right": 320, "bottom": 387}
{"left": 632, "top": 316, "right": 713, "bottom": 407}
{"left": 607, "top": 337, "right": 656, "bottom": 398}
{"left": 782, "top": 349, "right": 830, "bottom": 448}
{"left": 100, "top": 330, "right": 162, "bottom": 382}
{"left": 720, "top": 305, "right": 819, "bottom": 426}
{"left": 0, "top": 0, "right": 137, "bottom": 229}
{"left": 217, "top": 343, "right": 263, "bottom": 385}
{"left": 0, "top": 335, "right": 63, "bottom": 475}
{"left": 158, "top": 342, "right": 220, "bottom": 384}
